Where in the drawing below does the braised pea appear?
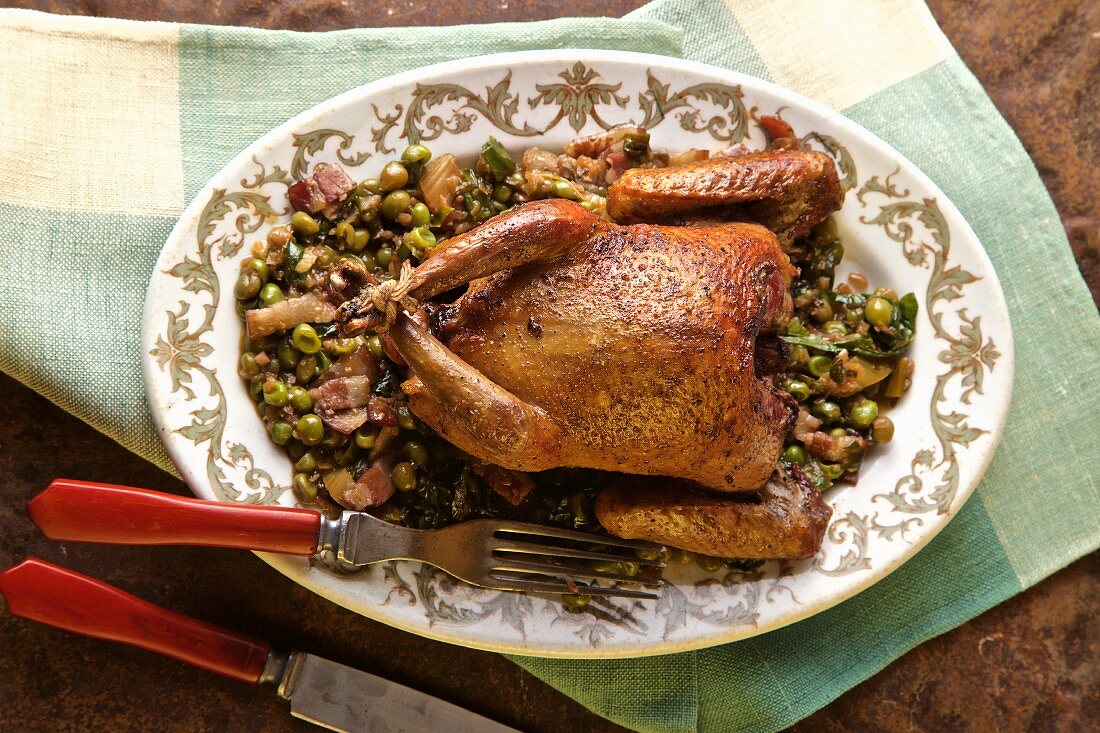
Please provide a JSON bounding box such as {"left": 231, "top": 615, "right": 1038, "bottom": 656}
{"left": 366, "top": 334, "right": 384, "bottom": 359}
{"left": 234, "top": 270, "right": 262, "bottom": 300}
{"left": 807, "top": 355, "right": 833, "bottom": 377}
{"left": 358, "top": 178, "right": 384, "bottom": 195}
{"left": 811, "top": 400, "right": 841, "bottom": 423}
{"left": 316, "top": 245, "right": 337, "bottom": 267}
{"left": 392, "top": 462, "right": 417, "bottom": 491}
{"left": 829, "top": 427, "right": 849, "bottom": 440}
{"left": 321, "top": 429, "right": 346, "bottom": 450}
{"left": 820, "top": 462, "right": 845, "bottom": 480}
{"left": 785, "top": 379, "right": 811, "bottom": 402}
{"left": 263, "top": 380, "right": 289, "bottom": 407}
{"left": 865, "top": 297, "right": 894, "bottom": 328}
{"left": 324, "top": 338, "right": 359, "bottom": 357}
{"left": 259, "top": 283, "right": 285, "bottom": 306}
{"left": 296, "top": 355, "right": 317, "bottom": 384}
{"left": 358, "top": 250, "right": 377, "bottom": 271}
{"left": 568, "top": 492, "right": 591, "bottom": 524}
{"left": 294, "top": 451, "right": 318, "bottom": 473}
{"left": 401, "top": 144, "right": 432, "bottom": 165}
{"left": 291, "top": 211, "right": 320, "bottom": 236}
{"left": 782, "top": 444, "right": 807, "bottom": 465}
{"left": 379, "top": 162, "right": 409, "bottom": 192}
{"left": 288, "top": 385, "right": 312, "bottom": 413}
{"left": 871, "top": 415, "right": 895, "bottom": 443}
{"left": 314, "top": 351, "right": 332, "bottom": 375}
{"left": 239, "top": 352, "right": 260, "bottom": 378}
{"left": 334, "top": 221, "right": 355, "bottom": 247}
{"left": 291, "top": 323, "right": 322, "bottom": 354}
{"left": 550, "top": 178, "right": 581, "bottom": 200}
{"left": 246, "top": 258, "right": 269, "bottom": 282}
{"left": 823, "top": 320, "right": 848, "bottom": 336}
{"left": 269, "top": 420, "right": 293, "bottom": 445}
{"left": 849, "top": 398, "right": 879, "bottom": 429}
{"left": 410, "top": 202, "right": 431, "bottom": 227}
{"left": 616, "top": 560, "right": 640, "bottom": 577}
{"left": 394, "top": 242, "right": 413, "bottom": 262}
{"left": 406, "top": 226, "right": 436, "bottom": 252}
{"left": 403, "top": 440, "right": 429, "bottom": 466}
{"left": 376, "top": 247, "right": 394, "bottom": 267}
{"left": 296, "top": 414, "right": 324, "bottom": 446}
{"left": 492, "top": 184, "right": 513, "bottom": 203}
{"left": 354, "top": 425, "right": 379, "bottom": 449}
{"left": 248, "top": 380, "right": 265, "bottom": 402}
{"left": 674, "top": 549, "right": 696, "bottom": 565}
{"left": 350, "top": 228, "right": 370, "bottom": 252}
{"left": 292, "top": 473, "right": 318, "bottom": 502}
{"left": 277, "top": 341, "right": 301, "bottom": 369}
{"left": 381, "top": 190, "right": 411, "bottom": 219}
{"left": 395, "top": 404, "right": 417, "bottom": 431}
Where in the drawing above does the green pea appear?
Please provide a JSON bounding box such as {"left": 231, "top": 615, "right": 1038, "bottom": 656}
{"left": 296, "top": 414, "right": 324, "bottom": 446}
{"left": 401, "top": 144, "right": 432, "bottom": 165}
{"left": 277, "top": 341, "right": 301, "bottom": 369}
{"left": 358, "top": 178, "right": 384, "bottom": 195}
{"left": 406, "top": 226, "right": 436, "bottom": 252}
{"left": 263, "top": 380, "right": 289, "bottom": 407}
{"left": 295, "top": 355, "right": 317, "bottom": 385}
{"left": 403, "top": 440, "right": 429, "bottom": 466}
{"left": 321, "top": 429, "right": 346, "bottom": 450}
{"left": 616, "top": 560, "right": 640, "bottom": 577}
{"left": 324, "top": 338, "right": 359, "bottom": 357}
{"left": 294, "top": 451, "right": 318, "bottom": 473}
{"left": 829, "top": 427, "right": 849, "bottom": 440}
{"left": 782, "top": 444, "right": 807, "bottom": 464}
{"left": 392, "top": 462, "right": 417, "bottom": 491}
{"left": 865, "top": 297, "right": 894, "bottom": 328}
{"left": 350, "top": 229, "right": 370, "bottom": 252}
{"left": 550, "top": 178, "right": 581, "bottom": 200}
{"left": 635, "top": 545, "right": 670, "bottom": 562}
{"left": 811, "top": 401, "right": 841, "bottom": 423}
{"left": 316, "top": 245, "right": 337, "bottom": 267}
{"left": 234, "top": 270, "right": 262, "bottom": 300}
{"left": 248, "top": 380, "right": 265, "bottom": 402}
{"left": 288, "top": 386, "right": 312, "bottom": 413}
{"left": 259, "top": 283, "right": 285, "bottom": 306}
{"left": 239, "top": 352, "right": 260, "bottom": 378}
{"left": 366, "top": 335, "right": 383, "bottom": 359}
{"left": 292, "top": 473, "right": 318, "bottom": 502}
{"left": 807, "top": 355, "right": 833, "bottom": 377}
{"left": 823, "top": 320, "right": 848, "bottom": 336}
{"left": 492, "top": 184, "right": 513, "bottom": 203}
{"left": 674, "top": 549, "right": 696, "bottom": 565}
{"left": 871, "top": 416, "right": 895, "bottom": 443}
{"left": 291, "top": 211, "right": 320, "bottom": 236}
{"left": 568, "top": 492, "right": 591, "bottom": 523}
{"left": 354, "top": 426, "right": 379, "bottom": 449}
{"left": 291, "top": 324, "right": 322, "bottom": 354}
{"left": 376, "top": 247, "right": 393, "bottom": 267}
{"left": 314, "top": 351, "right": 332, "bottom": 374}
{"left": 246, "top": 258, "right": 269, "bottom": 282}
{"left": 561, "top": 594, "right": 590, "bottom": 609}
{"left": 395, "top": 404, "right": 417, "bottom": 431}
{"left": 269, "top": 420, "right": 293, "bottom": 445}
{"left": 379, "top": 162, "right": 409, "bottom": 192}
{"left": 358, "top": 251, "right": 377, "bottom": 271}
{"left": 820, "top": 462, "right": 845, "bottom": 480}
{"left": 394, "top": 242, "right": 413, "bottom": 262}
{"left": 785, "top": 379, "right": 811, "bottom": 402}
{"left": 409, "top": 202, "right": 431, "bottom": 227}
{"left": 381, "top": 190, "right": 411, "bottom": 220}
{"left": 333, "top": 221, "right": 355, "bottom": 248}
{"left": 849, "top": 399, "right": 879, "bottom": 429}
{"left": 696, "top": 555, "right": 724, "bottom": 573}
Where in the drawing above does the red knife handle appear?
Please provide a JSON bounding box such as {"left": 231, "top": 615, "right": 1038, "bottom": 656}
{"left": 0, "top": 559, "right": 271, "bottom": 683}
{"left": 29, "top": 479, "right": 321, "bottom": 555}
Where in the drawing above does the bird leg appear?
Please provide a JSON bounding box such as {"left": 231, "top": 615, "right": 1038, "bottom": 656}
{"left": 606, "top": 150, "right": 842, "bottom": 244}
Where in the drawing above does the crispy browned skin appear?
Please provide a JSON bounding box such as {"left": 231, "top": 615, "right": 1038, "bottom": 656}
{"left": 606, "top": 150, "right": 842, "bottom": 244}
{"left": 595, "top": 466, "right": 832, "bottom": 559}
{"left": 407, "top": 201, "right": 797, "bottom": 491}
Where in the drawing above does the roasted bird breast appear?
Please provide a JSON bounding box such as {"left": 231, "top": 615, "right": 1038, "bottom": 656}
{"left": 335, "top": 146, "right": 843, "bottom": 559}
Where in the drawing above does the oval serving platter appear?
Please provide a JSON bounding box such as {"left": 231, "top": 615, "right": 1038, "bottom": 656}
{"left": 141, "top": 50, "right": 1013, "bottom": 658}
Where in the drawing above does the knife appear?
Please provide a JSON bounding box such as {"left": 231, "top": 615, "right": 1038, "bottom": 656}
{"left": 0, "top": 559, "right": 519, "bottom": 733}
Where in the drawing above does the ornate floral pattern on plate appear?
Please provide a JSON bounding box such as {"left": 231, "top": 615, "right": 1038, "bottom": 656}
{"left": 141, "top": 51, "right": 1013, "bottom": 658}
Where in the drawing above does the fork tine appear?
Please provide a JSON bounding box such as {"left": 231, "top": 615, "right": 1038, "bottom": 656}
{"left": 488, "top": 572, "right": 660, "bottom": 600}
{"left": 491, "top": 558, "right": 664, "bottom": 588}
{"left": 492, "top": 540, "right": 665, "bottom": 568}
{"left": 492, "top": 522, "right": 661, "bottom": 551}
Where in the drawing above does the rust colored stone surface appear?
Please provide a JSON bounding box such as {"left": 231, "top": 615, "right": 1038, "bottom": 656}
{"left": 0, "top": 1, "right": 1096, "bottom": 732}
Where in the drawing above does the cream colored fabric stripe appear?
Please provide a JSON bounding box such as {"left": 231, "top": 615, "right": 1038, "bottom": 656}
{"left": 0, "top": 10, "right": 183, "bottom": 216}
{"left": 723, "top": 0, "right": 953, "bottom": 110}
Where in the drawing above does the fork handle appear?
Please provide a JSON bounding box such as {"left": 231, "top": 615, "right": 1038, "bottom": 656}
{"left": 0, "top": 559, "right": 271, "bottom": 683}
{"left": 29, "top": 479, "right": 321, "bottom": 555}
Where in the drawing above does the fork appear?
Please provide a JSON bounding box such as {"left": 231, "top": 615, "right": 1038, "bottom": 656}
{"left": 28, "top": 479, "right": 665, "bottom": 600}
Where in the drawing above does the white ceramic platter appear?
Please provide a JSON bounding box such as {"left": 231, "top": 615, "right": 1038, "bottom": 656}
{"left": 142, "top": 50, "right": 1013, "bottom": 658}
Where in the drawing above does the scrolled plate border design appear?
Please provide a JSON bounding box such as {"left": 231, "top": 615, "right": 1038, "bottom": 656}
{"left": 141, "top": 51, "right": 1014, "bottom": 658}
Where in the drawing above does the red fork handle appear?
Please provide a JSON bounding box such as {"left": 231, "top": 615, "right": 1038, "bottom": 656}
{"left": 29, "top": 479, "right": 321, "bottom": 555}
{"left": 0, "top": 559, "right": 271, "bottom": 683}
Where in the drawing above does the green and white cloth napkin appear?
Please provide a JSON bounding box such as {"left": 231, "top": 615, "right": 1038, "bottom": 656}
{"left": 1, "top": 2, "right": 1096, "bottom": 731}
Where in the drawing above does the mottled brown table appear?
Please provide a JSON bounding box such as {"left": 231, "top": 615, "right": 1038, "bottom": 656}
{"left": 0, "top": 1, "right": 1096, "bottom": 731}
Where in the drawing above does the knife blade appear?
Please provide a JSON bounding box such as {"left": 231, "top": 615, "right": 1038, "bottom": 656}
{"left": 0, "top": 559, "right": 519, "bottom": 733}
